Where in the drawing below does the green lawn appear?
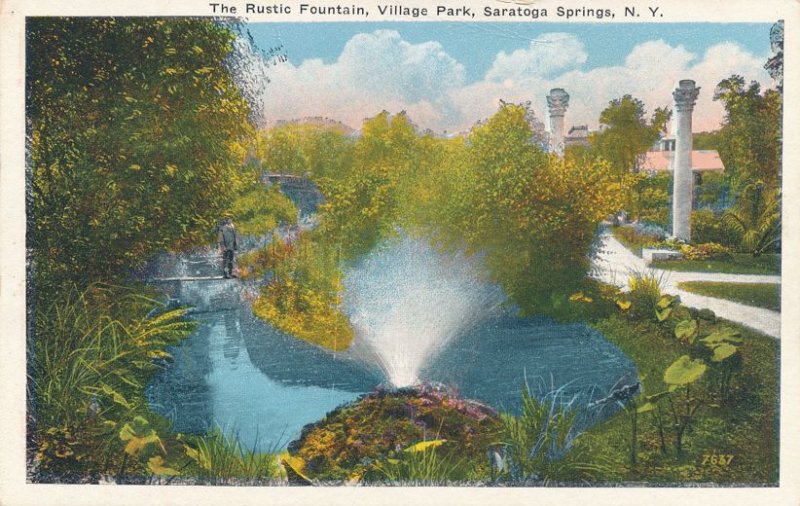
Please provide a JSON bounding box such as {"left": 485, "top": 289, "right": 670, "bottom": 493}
{"left": 571, "top": 313, "right": 780, "bottom": 484}
{"left": 677, "top": 281, "right": 781, "bottom": 311}
{"left": 651, "top": 254, "right": 781, "bottom": 275}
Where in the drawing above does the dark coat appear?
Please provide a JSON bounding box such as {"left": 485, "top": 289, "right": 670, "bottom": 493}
{"left": 218, "top": 223, "right": 238, "bottom": 251}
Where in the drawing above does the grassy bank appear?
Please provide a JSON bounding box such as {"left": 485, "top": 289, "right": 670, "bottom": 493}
{"left": 571, "top": 313, "right": 779, "bottom": 484}
{"left": 677, "top": 281, "right": 781, "bottom": 311}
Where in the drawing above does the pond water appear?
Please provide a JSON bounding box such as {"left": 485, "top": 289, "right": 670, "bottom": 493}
{"left": 146, "top": 278, "right": 638, "bottom": 452}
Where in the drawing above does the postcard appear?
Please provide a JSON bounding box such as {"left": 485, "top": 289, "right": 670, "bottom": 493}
{"left": 1, "top": 0, "right": 798, "bottom": 504}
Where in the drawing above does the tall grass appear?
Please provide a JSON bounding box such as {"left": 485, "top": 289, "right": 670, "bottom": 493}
{"left": 496, "top": 388, "right": 610, "bottom": 484}
{"left": 627, "top": 269, "right": 669, "bottom": 320}
{"left": 30, "top": 283, "right": 195, "bottom": 479}
{"left": 180, "top": 429, "right": 281, "bottom": 484}
{"left": 369, "top": 446, "right": 469, "bottom": 486}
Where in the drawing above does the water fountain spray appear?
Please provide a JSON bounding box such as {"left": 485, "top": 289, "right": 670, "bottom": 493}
{"left": 342, "top": 235, "right": 505, "bottom": 388}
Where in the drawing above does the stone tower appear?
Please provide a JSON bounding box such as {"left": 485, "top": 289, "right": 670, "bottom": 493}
{"left": 671, "top": 80, "right": 700, "bottom": 242}
{"left": 546, "top": 88, "right": 570, "bottom": 157}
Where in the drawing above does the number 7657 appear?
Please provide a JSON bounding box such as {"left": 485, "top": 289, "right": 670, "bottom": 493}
{"left": 701, "top": 454, "right": 734, "bottom": 466}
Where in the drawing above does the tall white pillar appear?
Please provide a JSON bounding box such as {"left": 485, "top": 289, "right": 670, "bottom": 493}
{"left": 546, "top": 88, "right": 569, "bottom": 157}
{"left": 671, "top": 80, "right": 700, "bottom": 242}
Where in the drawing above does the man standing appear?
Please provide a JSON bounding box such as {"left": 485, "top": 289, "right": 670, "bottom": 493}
{"left": 218, "top": 217, "right": 238, "bottom": 278}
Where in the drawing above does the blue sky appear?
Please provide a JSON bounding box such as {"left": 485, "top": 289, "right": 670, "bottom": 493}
{"left": 246, "top": 22, "right": 775, "bottom": 133}
{"left": 250, "top": 23, "right": 772, "bottom": 81}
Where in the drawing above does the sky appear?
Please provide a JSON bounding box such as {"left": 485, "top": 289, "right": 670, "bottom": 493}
{"left": 246, "top": 22, "right": 776, "bottom": 134}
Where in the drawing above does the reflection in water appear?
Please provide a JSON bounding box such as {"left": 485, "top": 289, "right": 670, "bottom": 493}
{"left": 147, "top": 307, "right": 370, "bottom": 451}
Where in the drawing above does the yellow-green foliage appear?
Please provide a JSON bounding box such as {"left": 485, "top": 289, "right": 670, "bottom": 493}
{"left": 247, "top": 105, "right": 637, "bottom": 341}
{"left": 679, "top": 242, "right": 733, "bottom": 261}
{"left": 424, "top": 104, "right": 635, "bottom": 314}
{"left": 28, "top": 18, "right": 254, "bottom": 291}
{"left": 229, "top": 184, "right": 297, "bottom": 239}
{"left": 251, "top": 235, "right": 353, "bottom": 351}
{"left": 315, "top": 111, "right": 421, "bottom": 260}
{"left": 237, "top": 231, "right": 292, "bottom": 280}
{"left": 254, "top": 121, "right": 355, "bottom": 179}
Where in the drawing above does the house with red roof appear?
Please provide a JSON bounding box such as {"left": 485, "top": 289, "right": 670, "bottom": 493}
{"left": 641, "top": 136, "right": 725, "bottom": 177}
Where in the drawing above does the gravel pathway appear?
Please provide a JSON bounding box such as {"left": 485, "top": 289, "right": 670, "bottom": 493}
{"left": 591, "top": 229, "right": 781, "bottom": 339}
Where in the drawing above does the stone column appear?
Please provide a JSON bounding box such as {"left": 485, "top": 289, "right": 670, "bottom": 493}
{"left": 671, "top": 80, "right": 700, "bottom": 242}
{"left": 546, "top": 88, "right": 569, "bottom": 157}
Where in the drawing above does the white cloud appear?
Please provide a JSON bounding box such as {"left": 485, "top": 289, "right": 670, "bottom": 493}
{"left": 624, "top": 40, "right": 695, "bottom": 70}
{"left": 337, "top": 30, "right": 465, "bottom": 103}
{"left": 261, "top": 30, "right": 466, "bottom": 131}
{"left": 455, "top": 38, "right": 770, "bottom": 133}
{"left": 485, "top": 32, "right": 587, "bottom": 83}
{"left": 260, "top": 31, "right": 773, "bottom": 134}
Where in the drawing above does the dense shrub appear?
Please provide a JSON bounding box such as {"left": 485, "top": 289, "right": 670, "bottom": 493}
{"left": 251, "top": 234, "right": 353, "bottom": 351}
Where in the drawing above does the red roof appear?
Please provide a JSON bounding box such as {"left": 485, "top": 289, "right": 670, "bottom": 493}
{"left": 642, "top": 150, "right": 725, "bottom": 172}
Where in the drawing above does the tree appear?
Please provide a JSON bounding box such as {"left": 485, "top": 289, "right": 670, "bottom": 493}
{"left": 432, "top": 103, "right": 634, "bottom": 314}
{"left": 255, "top": 121, "right": 355, "bottom": 180}
{"left": 713, "top": 76, "right": 782, "bottom": 191}
{"left": 589, "top": 95, "right": 671, "bottom": 174}
{"left": 693, "top": 131, "right": 723, "bottom": 151}
{"left": 257, "top": 128, "right": 308, "bottom": 175}
{"left": 229, "top": 183, "right": 297, "bottom": 240}
{"left": 27, "top": 18, "right": 253, "bottom": 290}
{"left": 316, "top": 111, "right": 421, "bottom": 260}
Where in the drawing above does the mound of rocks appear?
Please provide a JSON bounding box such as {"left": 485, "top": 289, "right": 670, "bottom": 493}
{"left": 286, "top": 384, "right": 500, "bottom": 483}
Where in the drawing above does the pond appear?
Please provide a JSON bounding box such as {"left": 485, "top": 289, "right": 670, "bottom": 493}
{"left": 146, "top": 278, "right": 638, "bottom": 453}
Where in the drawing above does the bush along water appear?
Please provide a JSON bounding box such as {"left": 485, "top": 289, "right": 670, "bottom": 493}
{"left": 284, "top": 386, "right": 500, "bottom": 484}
